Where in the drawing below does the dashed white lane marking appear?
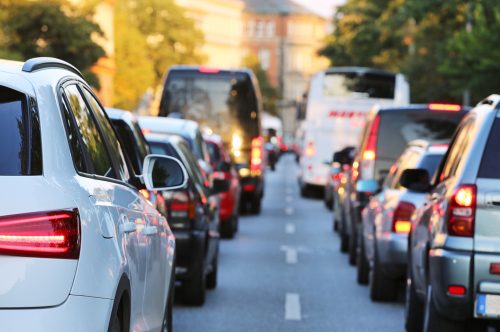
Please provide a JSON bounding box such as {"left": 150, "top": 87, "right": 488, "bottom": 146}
{"left": 285, "top": 223, "right": 296, "bottom": 234}
{"left": 285, "top": 293, "right": 302, "bottom": 321}
{"left": 285, "top": 207, "right": 295, "bottom": 215}
{"left": 285, "top": 196, "right": 293, "bottom": 203}
{"left": 280, "top": 246, "right": 298, "bottom": 264}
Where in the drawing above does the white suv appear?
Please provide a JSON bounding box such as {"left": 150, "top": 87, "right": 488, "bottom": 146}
{"left": 0, "top": 57, "right": 187, "bottom": 332}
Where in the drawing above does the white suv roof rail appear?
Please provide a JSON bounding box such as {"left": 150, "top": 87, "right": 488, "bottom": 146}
{"left": 22, "top": 57, "right": 83, "bottom": 78}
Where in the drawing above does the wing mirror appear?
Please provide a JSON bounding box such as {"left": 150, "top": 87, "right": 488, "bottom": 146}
{"left": 356, "top": 179, "right": 379, "bottom": 195}
{"left": 400, "top": 169, "right": 431, "bottom": 193}
{"left": 211, "top": 178, "right": 230, "bottom": 195}
{"left": 142, "top": 155, "right": 188, "bottom": 191}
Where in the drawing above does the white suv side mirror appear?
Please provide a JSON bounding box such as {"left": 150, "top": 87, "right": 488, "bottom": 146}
{"left": 142, "top": 155, "right": 188, "bottom": 191}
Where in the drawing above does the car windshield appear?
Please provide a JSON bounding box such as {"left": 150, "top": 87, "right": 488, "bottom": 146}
{"left": 0, "top": 86, "right": 42, "bottom": 176}
{"left": 323, "top": 72, "right": 395, "bottom": 99}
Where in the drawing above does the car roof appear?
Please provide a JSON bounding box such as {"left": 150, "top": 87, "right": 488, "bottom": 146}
{"left": 168, "top": 65, "right": 254, "bottom": 76}
{"left": 324, "top": 66, "right": 396, "bottom": 77}
{"left": 138, "top": 116, "right": 199, "bottom": 138}
{"left": 144, "top": 132, "right": 187, "bottom": 145}
{"left": 105, "top": 107, "right": 139, "bottom": 125}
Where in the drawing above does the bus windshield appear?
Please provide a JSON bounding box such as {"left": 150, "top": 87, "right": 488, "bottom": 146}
{"left": 160, "top": 71, "right": 259, "bottom": 152}
{"left": 323, "top": 72, "right": 395, "bottom": 99}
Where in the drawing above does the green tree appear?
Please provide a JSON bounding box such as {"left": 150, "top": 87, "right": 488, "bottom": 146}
{"left": 243, "top": 54, "right": 280, "bottom": 116}
{"left": 113, "top": 10, "right": 155, "bottom": 109}
{"left": 0, "top": 0, "right": 105, "bottom": 87}
{"left": 116, "top": 0, "right": 205, "bottom": 84}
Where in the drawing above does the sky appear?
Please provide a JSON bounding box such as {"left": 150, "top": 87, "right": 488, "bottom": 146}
{"left": 292, "top": 0, "right": 345, "bottom": 18}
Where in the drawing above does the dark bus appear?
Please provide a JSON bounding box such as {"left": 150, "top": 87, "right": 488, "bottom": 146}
{"left": 158, "top": 66, "right": 264, "bottom": 214}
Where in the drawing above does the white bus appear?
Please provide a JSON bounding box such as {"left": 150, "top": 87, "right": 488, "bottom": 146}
{"left": 298, "top": 67, "right": 410, "bottom": 196}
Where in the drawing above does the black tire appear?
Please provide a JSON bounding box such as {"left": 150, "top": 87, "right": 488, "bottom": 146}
{"left": 206, "top": 256, "right": 218, "bottom": 290}
{"left": 108, "top": 295, "right": 129, "bottom": 332}
{"left": 180, "top": 258, "right": 206, "bottom": 306}
{"left": 405, "top": 272, "right": 424, "bottom": 332}
{"left": 220, "top": 218, "right": 234, "bottom": 239}
{"left": 340, "top": 230, "right": 349, "bottom": 253}
{"left": 324, "top": 190, "right": 333, "bottom": 210}
{"left": 108, "top": 312, "right": 121, "bottom": 332}
{"left": 333, "top": 218, "right": 339, "bottom": 232}
{"left": 423, "top": 285, "right": 464, "bottom": 332}
{"left": 233, "top": 214, "right": 239, "bottom": 233}
{"left": 348, "top": 230, "right": 357, "bottom": 265}
{"left": 370, "top": 248, "right": 398, "bottom": 302}
{"left": 356, "top": 235, "right": 369, "bottom": 285}
{"left": 300, "top": 185, "right": 308, "bottom": 198}
{"left": 249, "top": 196, "right": 262, "bottom": 214}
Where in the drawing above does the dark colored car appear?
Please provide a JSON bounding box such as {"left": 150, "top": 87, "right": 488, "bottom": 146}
{"left": 145, "top": 133, "right": 227, "bottom": 306}
{"left": 404, "top": 96, "right": 500, "bottom": 331}
{"left": 340, "top": 104, "right": 468, "bottom": 265}
{"left": 105, "top": 108, "right": 167, "bottom": 216}
{"left": 158, "top": 66, "right": 265, "bottom": 214}
{"left": 204, "top": 134, "right": 241, "bottom": 239}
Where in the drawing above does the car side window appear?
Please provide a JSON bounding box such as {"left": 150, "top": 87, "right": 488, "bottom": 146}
{"left": 438, "top": 121, "right": 472, "bottom": 181}
{"left": 82, "top": 88, "right": 129, "bottom": 181}
{"left": 63, "top": 84, "right": 117, "bottom": 179}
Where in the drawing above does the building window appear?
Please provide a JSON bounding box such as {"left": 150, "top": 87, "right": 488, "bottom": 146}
{"left": 258, "top": 48, "right": 271, "bottom": 70}
{"left": 266, "top": 22, "right": 275, "bottom": 37}
{"left": 247, "top": 20, "right": 255, "bottom": 37}
{"left": 256, "top": 20, "right": 265, "bottom": 38}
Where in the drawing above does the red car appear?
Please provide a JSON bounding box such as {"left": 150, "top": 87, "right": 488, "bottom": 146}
{"left": 204, "top": 134, "right": 241, "bottom": 238}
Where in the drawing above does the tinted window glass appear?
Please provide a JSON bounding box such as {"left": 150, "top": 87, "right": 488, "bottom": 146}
{"left": 207, "top": 141, "right": 221, "bottom": 164}
{"left": 177, "top": 142, "right": 206, "bottom": 187}
{"left": 479, "top": 118, "right": 500, "bottom": 179}
{"left": 439, "top": 121, "right": 472, "bottom": 181}
{"left": 375, "top": 110, "right": 464, "bottom": 179}
{"left": 64, "top": 85, "right": 116, "bottom": 179}
{"left": 323, "top": 72, "right": 395, "bottom": 99}
{"left": 82, "top": 89, "right": 128, "bottom": 181}
{"left": 0, "top": 86, "right": 42, "bottom": 175}
{"left": 160, "top": 71, "right": 260, "bottom": 163}
{"left": 150, "top": 142, "right": 177, "bottom": 157}
{"left": 419, "top": 154, "right": 443, "bottom": 178}
{"left": 111, "top": 120, "right": 145, "bottom": 176}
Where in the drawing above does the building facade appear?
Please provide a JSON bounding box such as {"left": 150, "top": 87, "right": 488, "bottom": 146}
{"left": 175, "top": 0, "right": 246, "bottom": 69}
{"left": 243, "top": 0, "right": 329, "bottom": 103}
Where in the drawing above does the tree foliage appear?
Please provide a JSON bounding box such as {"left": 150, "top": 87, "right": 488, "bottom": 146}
{"left": 0, "top": 0, "right": 105, "bottom": 88}
{"left": 243, "top": 54, "right": 280, "bottom": 116}
{"left": 320, "top": 0, "right": 496, "bottom": 104}
{"left": 114, "top": 0, "right": 205, "bottom": 110}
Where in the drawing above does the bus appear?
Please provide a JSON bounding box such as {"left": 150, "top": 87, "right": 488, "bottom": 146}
{"left": 298, "top": 67, "right": 410, "bottom": 196}
{"left": 158, "top": 66, "right": 265, "bottom": 214}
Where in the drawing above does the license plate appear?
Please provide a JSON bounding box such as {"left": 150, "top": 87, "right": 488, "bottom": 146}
{"left": 476, "top": 294, "right": 500, "bottom": 318}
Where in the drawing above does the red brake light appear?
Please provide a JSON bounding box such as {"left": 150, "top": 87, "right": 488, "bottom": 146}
{"left": 199, "top": 67, "right": 220, "bottom": 74}
{"left": 363, "top": 115, "right": 380, "bottom": 160}
{"left": 251, "top": 136, "right": 263, "bottom": 172}
{"left": 490, "top": 263, "right": 500, "bottom": 275}
{"left": 171, "top": 191, "right": 196, "bottom": 220}
{"left": 305, "top": 140, "right": 315, "bottom": 156}
{"left": 0, "top": 210, "right": 80, "bottom": 259}
{"left": 392, "top": 201, "right": 415, "bottom": 234}
{"left": 428, "top": 104, "right": 461, "bottom": 112}
{"left": 447, "top": 285, "right": 466, "bottom": 296}
{"left": 141, "top": 128, "right": 151, "bottom": 135}
{"left": 447, "top": 184, "right": 476, "bottom": 237}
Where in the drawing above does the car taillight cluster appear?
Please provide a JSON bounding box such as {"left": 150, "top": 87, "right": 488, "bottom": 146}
{"left": 171, "top": 191, "right": 196, "bottom": 221}
{"left": 250, "top": 136, "right": 263, "bottom": 172}
{"left": 0, "top": 210, "right": 80, "bottom": 259}
{"left": 359, "top": 115, "right": 380, "bottom": 180}
{"left": 447, "top": 184, "right": 476, "bottom": 237}
{"left": 305, "top": 140, "right": 315, "bottom": 157}
{"left": 392, "top": 201, "right": 415, "bottom": 234}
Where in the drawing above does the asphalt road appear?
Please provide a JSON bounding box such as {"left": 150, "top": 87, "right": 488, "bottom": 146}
{"left": 173, "top": 155, "right": 405, "bottom": 331}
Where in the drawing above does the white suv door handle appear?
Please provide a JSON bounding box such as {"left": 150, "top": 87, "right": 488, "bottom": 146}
{"left": 120, "top": 221, "right": 137, "bottom": 234}
{"left": 143, "top": 225, "right": 158, "bottom": 236}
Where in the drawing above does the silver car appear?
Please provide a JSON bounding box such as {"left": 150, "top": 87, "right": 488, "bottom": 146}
{"left": 404, "top": 95, "right": 500, "bottom": 331}
{"left": 358, "top": 141, "right": 447, "bottom": 303}
{"left": 0, "top": 58, "right": 186, "bottom": 331}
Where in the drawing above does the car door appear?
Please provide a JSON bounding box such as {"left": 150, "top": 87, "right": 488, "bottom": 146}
{"left": 63, "top": 84, "right": 149, "bottom": 330}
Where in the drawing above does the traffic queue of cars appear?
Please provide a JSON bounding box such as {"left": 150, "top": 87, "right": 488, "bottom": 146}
{"left": 314, "top": 66, "right": 500, "bottom": 331}
{"left": 0, "top": 57, "right": 265, "bottom": 331}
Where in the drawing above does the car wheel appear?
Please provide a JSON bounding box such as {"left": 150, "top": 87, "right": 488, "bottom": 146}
{"left": 206, "top": 256, "right": 218, "bottom": 290}
{"left": 180, "top": 258, "right": 205, "bottom": 306}
{"left": 405, "top": 271, "right": 424, "bottom": 332}
{"left": 300, "top": 184, "right": 309, "bottom": 198}
{"left": 333, "top": 217, "right": 339, "bottom": 232}
{"left": 340, "top": 230, "right": 349, "bottom": 252}
{"left": 370, "top": 248, "right": 398, "bottom": 302}
{"left": 250, "top": 196, "right": 262, "bottom": 214}
{"left": 220, "top": 218, "right": 234, "bottom": 239}
{"left": 356, "top": 234, "right": 369, "bottom": 285}
{"left": 423, "top": 285, "right": 464, "bottom": 332}
{"left": 233, "top": 214, "right": 239, "bottom": 233}
{"left": 348, "top": 229, "right": 357, "bottom": 265}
